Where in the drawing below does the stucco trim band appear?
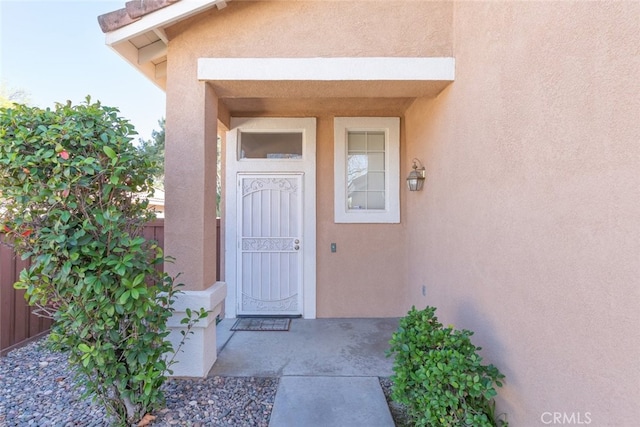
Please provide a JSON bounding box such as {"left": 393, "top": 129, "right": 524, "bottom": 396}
{"left": 197, "top": 57, "right": 455, "bottom": 82}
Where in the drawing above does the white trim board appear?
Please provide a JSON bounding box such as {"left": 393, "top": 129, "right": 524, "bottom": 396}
{"left": 198, "top": 57, "right": 455, "bottom": 81}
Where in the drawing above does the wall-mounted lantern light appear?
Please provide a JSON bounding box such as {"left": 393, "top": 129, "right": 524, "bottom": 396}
{"left": 406, "top": 158, "right": 426, "bottom": 191}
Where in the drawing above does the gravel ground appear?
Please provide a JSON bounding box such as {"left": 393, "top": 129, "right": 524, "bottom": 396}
{"left": 0, "top": 338, "right": 277, "bottom": 426}
{"left": 1, "top": 338, "right": 408, "bottom": 427}
{"left": 379, "top": 378, "right": 411, "bottom": 427}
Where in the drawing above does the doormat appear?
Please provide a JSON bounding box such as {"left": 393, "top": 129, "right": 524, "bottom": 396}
{"left": 231, "top": 317, "right": 291, "bottom": 332}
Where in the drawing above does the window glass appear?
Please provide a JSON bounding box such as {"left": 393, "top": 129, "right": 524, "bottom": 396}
{"left": 346, "top": 131, "right": 386, "bottom": 210}
{"left": 239, "top": 132, "right": 303, "bottom": 159}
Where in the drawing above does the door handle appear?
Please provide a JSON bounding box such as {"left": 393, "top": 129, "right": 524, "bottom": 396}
{"left": 294, "top": 239, "right": 300, "bottom": 244}
{"left": 294, "top": 245, "right": 300, "bottom": 250}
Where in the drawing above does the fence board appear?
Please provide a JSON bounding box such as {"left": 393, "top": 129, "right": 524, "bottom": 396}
{"left": 0, "top": 241, "right": 16, "bottom": 351}
{"left": 13, "top": 286, "right": 27, "bottom": 345}
{"left": 0, "top": 236, "right": 56, "bottom": 356}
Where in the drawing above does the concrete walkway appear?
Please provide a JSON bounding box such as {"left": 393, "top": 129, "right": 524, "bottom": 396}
{"left": 211, "top": 318, "right": 398, "bottom": 427}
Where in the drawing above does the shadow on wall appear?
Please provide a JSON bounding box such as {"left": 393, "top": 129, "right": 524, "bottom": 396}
{"left": 453, "top": 300, "right": 527, "bottom": 423}
{"left": 454, "top": 300, "right": 506, "bottom": 362}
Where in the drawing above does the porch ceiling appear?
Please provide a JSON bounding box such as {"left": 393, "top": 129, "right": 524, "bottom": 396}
{"left": 207, "top": 80, "right": 453, "bottom": 100}
{"left": 219, "top": 97, "right": 418, "bottom": 116}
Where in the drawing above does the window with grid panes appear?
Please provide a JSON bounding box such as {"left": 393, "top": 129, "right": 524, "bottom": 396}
{"left": 334, "top": 117, "right": 400, "bottom": 223}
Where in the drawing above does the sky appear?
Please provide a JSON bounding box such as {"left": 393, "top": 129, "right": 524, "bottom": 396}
{"left": 0, "top": 0, "right": 166, "bottom": 142}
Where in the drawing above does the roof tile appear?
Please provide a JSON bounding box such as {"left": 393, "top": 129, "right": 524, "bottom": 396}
{"left": 97, "top": 0, "right": 181, "bottom": 33}
{"left": 126, "top": 0, "right": 181, "bottom": 20}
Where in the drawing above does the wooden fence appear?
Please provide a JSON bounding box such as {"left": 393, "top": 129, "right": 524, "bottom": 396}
{"left": 0, "top": 241, "right": 52, "bottom": 355}
{"left": 0, "top": 219, "right": 221, "bottom": 355}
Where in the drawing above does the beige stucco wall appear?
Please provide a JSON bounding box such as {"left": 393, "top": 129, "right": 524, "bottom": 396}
{"left": 169, "top": 0, "right": 453, "bottom": 57}
{"left": 160, "top": 0, "right": 639, "bottom": 422}
{"left": 164, "top": 0, "right": 453, "bottom": 313}
{"left": 315, "top": 114, "right": 408, "bottom": 318}
{"left": 404, "top": 1, "right": 640, "bottom": 425}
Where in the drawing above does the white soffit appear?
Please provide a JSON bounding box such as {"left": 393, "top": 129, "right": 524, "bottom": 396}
{"left": 198, "top": 57, "right": 455, "bottom": 82}
{"left": 104, "top": 0, "right": 231, "bottom": 90}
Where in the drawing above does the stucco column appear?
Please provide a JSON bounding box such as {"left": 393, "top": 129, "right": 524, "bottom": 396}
{"left": 164, "top": 76, "right": 224, "bottom": 377}
{"left": 165, "top": 82, "right": 218, "bottom": 290}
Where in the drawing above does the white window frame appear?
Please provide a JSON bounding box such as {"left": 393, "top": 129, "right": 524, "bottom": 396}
{"left": 334, "top": 117, "right": 400, "bottom": 223}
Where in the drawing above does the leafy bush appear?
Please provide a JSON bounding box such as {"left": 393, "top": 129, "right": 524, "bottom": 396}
{"left": 0, "top": 98, "right": 206, "bottom": 425}
{"left": 388, "top": 306, "right": 508, "bottom": 427}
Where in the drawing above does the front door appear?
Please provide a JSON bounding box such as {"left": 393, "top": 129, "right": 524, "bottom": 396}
{"left": 225, "top": 117, "right": 316, "bottom": 318}
{"left": 238, "top": 174, "right": 303, "bottom": 315}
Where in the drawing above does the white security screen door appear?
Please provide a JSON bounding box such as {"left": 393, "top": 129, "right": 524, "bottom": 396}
{"left": 225, "top": 117, "right": 316, "bottom": 318}
{"left": 238, "top": 174, "right": 303, "bottom": 315}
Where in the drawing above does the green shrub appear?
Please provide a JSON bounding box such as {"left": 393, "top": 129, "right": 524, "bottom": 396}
{"left": 388, "top": 306, "right": 508, "bottom": 427}
{"left": 0, "top": 98, "right": 206, "bottom": 425}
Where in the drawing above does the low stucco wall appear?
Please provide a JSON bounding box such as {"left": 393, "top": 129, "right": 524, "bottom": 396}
{"left": 404, "top": 2, "right": 639, "bottom": 425}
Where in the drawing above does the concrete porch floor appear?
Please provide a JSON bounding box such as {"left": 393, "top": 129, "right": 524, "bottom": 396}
{"left": 210, "top": 318, "right": 399, "bottom": 426}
